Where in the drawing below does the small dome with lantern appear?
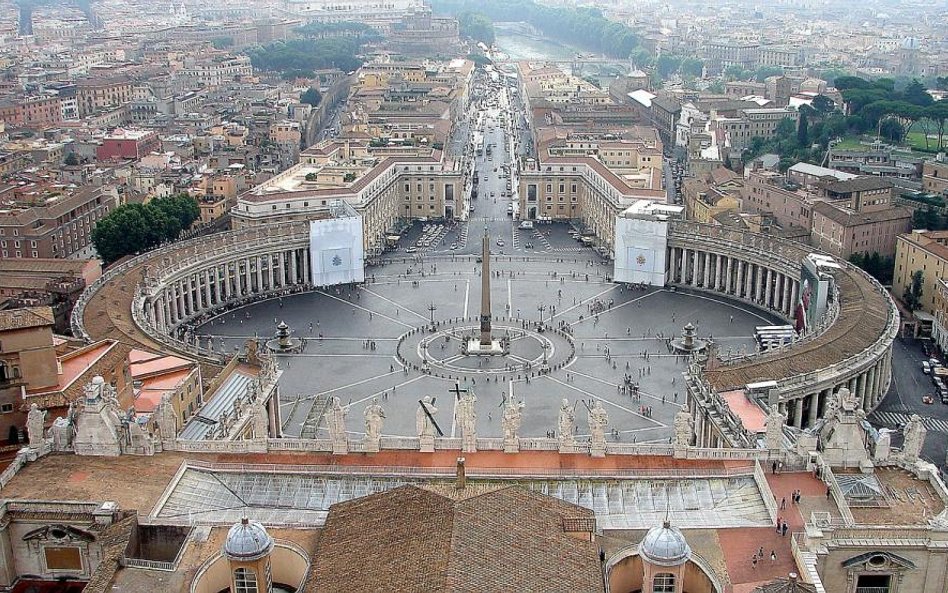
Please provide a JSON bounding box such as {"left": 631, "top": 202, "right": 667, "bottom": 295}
{"left": 223, "top": 517, "right": 274, "bottom": 561}
{"left": 639, "top": 520, "right": 691, "bottom": 567}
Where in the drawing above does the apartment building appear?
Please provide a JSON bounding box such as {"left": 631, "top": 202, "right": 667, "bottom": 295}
{"left": 76, "top": 78, "right": 133, "bottom": 117}
{"left": 0, "top": 186, "right": 119, "bottom": 259}
{"left": 96, "top": 129, "right": 161, "bottom": 161}
{"left": 922, "top": 158, "right": 948, "bottom": 196}
{"left": 712, "top": 107, "right": 799, "bottom": 153}
{"left": 894, "top": 230, "right": 948, "bottom": 315}
{"left": 233, "top": 141, "right": 462, "bottom": 256}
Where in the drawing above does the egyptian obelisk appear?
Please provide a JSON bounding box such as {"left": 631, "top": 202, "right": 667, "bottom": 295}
{"left": 480, "top": 231, "right": 492, "bottom": 346}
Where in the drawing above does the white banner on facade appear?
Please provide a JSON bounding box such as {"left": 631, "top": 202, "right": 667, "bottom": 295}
{"left": 614, "top": 215, "right": 668, "bottom": 286}
{"left": 309, "top": 215, "right": 365, "bottom": 287}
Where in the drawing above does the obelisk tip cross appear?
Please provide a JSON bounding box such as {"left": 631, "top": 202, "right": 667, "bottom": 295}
{"left": 480, "top": 230, "right": 492, "bottom": 346}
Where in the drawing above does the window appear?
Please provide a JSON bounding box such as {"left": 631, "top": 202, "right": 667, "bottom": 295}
{"left": 653, "top": 573, "right": 675, "bottom": 593}
{"left": 234, "top": 568, "right": 258, "bottom": 593}
{"left": 0, "top": 404, "right": 12, "bottom": 413}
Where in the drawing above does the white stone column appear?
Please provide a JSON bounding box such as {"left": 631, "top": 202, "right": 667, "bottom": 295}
{"left": 858, "top": 373, "right": 869, "bottom": 410}
{"left": 808, "top": 391, "right": 819, "bottom": 427}
{"left": 755, "top": 265, "right": 764, "bottom": 303}
{"left": 682, "top": 248, "right": 691, "bottom": 284}
{"left": 867, "top": 365, "right": 878, "bottom": 407}
{"left": 790, "top": 280, "right": 798, "bottom": 314}
{"left": 744, "top": 263, "right": 753, "bottom": 300}
{"left": 256, "top": 256, "right": 264, "bottom": 292}
{"left": 724, "top": 256, "right": 733, "bottom": 294}
{"left": 176, "top": 282, "right": 186, "bottom": 318}
{"left": 793, "top": 398, "right": 804, "bottom": 428}
{"left": 289, "top": 250, "right": 298, "bottom": 285}
{"left": 703, "top": 252, "right": 711, "bottom": 287}
{"left": 202, "top": 270, "right": 212, "bottom": 310}
{"left": 302, "top": 250, "right": 310, "bottom": 284}
{"left": 736, "top": 260, "right": 744, "bottom": 299}
{"left": 715, "top": 255, "right": 724, "bottom": 291}
{"left": 278, "top": 251, "right": 287, "bottom": 287}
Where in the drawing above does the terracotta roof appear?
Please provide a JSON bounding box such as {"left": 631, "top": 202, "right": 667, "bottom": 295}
{"left": 304, "top": 485, "right": 602, "bottom": 593}
{"left": 823, "top": 176, "right": 892, "bottom": 194}
{"left": 811, "top": 201, "right": 911, "bottom": 227}
{"left": 709, "top": 166, "right": 742, "bottom": 187}
{"left": 0, "top": 306, "right": 55, "bottom": 332}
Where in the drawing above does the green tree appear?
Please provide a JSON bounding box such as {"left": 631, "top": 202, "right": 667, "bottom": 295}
{"left": 903, "top": 79, "right": 934, "bottom": 106}
{"left": 797, "top": 110, "right": 809, "bottom": 146}
{"left": 811, "top": 95, "right": 836, "bottom": 114}
{"left": 903, "top": 270, "right": 924, "bottom": 311}
{"left": 879, "top": 118, "right": 906, "bottom": 143}
{"left": 92, "top": 194, "right": 200, "bottom": 265}
{"left": 301, "top": 87, "right": 322, "bottom": 107}
{"left": 64, "top": 152, "right": 79, "bottom": 166}
{"left": 211, "top": 37, "right": 234, "bottom": 49}
{"left": 457, "top": 11, "right": 495, "bottom": 45}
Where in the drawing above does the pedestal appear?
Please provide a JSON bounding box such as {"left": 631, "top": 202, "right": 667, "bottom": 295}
{"left": 466, "top": 339, "right": 504, "bottom": 355}
{"left": 331, "top": 437, "right": 349, "bottom": 455}
{"left": 503, "top": 437, "right": 519, "bottom": 453}
{"left": 420, "top": 435, "right": 435, "bottom": 453}
{"left": 590, "top": 437, "right": 606, "bottom": 458}
{"left": 462, "top": 435, "right": 477, "bottom": 453}
{"left": 363, "top": 436, "right": 381, "bottom": 453}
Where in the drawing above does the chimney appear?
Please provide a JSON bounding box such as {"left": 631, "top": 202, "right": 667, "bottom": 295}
{"left": 455, "top": 456, "right": 466, "bottom": 490}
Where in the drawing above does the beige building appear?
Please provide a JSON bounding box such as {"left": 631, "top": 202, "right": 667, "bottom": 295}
{"left": 922, "top": 158, "right": 948, "bottom": 196}
{"left": 894, "top": 229, "right": 948, "bottom": 314}
{"left": 233, "top": 140, "right": 462, "bottom": 256}
{"left": 683, "top": 168, "right": 743, "bottom": 223}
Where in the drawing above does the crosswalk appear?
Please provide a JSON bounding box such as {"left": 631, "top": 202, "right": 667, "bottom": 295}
{"left": 869, "top": 410, "right": 948, "bottom": 433}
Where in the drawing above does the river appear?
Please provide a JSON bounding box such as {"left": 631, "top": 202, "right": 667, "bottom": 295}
{"left": 494, "top": 32, "right": 580, "bottom": 61}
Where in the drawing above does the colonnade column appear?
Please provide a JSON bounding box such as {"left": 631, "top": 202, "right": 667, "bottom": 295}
{"left": 256, "top": 256, "right": 264, "bottom": 293}
{"left": 715, "top": 255, "right": 724, "bottom": 291}
{"left": 724, "top": 257, "right": 733, "bottom": 294}
{"left": 793, "top": 398, "right": 804, "bottom": 428}
{"left": 289, "top": 251, "right": 298, "bottom": 285}
{"left": 808, "top": 391, "right": 820, "bottom": 427}
{"left": 703, "top": 252, "right": 711, "bottom": 287}
{"left": 736, "top": 260, "right": 744, "bottom": 299}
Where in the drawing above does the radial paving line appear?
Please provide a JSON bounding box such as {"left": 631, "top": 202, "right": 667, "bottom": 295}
{"left": 359, "top": 287, "right": 430, "bottom": 321}
{"left": 315, "top": 289, "right": 414, "bottom": 329}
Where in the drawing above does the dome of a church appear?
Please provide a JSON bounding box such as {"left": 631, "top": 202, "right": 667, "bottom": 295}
{"left": 223, "top": 517, "right": 274, "bottom": 561}
{"left": 640, "top": 520, "right": 691, "bottom": 566}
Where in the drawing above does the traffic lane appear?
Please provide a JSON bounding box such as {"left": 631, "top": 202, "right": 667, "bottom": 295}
{"left": 878, "top": 337, "right": 948, "bottom": 469}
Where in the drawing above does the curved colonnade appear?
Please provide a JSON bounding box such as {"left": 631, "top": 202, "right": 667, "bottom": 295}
{"left": 72, "top": 221, "right": 898, "bottom": 443}
{"left": 668, "top": 223, "right": 898, "bottom": 447}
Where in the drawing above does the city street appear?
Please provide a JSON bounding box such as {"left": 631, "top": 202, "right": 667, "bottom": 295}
{"left": 871, "top": 337, "right": 948, "bottom": 471}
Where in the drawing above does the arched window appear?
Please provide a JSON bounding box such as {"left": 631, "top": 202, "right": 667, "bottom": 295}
{"left": 653, "top": 572, "right": 675, "bottom": 593}
{"left": 233, "top": 567, "right": 258, "bottom": 593}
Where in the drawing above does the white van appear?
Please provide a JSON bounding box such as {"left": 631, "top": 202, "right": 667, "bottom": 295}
{"left": 519, "top": 220, "right": 534, "bottom": 230}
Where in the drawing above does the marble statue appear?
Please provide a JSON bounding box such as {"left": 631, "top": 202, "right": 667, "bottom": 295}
{"left": 901, "top": 414, "right": 926, "bottom": 463}
{"left": 416, "top": 396, "right": 439, "bottom": 452}
{"left": 327, "top": 396, "right": 349, "bottom": 454}
{"left": 251, "top": 397, "right": 269, "bottom": 439}
{"left": 673, "top": 409, "right": 694, "bottom": 448}
{"left": 50, "top": 416, "right": 74, "bottom": 452}
{"left": 502, "top": 400, "right": 525, "bottom": 452}
{"left": 588, "top": 400, "right": 609, "bottom": 457}
{"left": 27, "top": 403, "right": 46, "bottom": 448}
{"left": 558, "top": 399, "right": 576, "bottom": 448}
{"left": 363, "top": 399, "right": 385, "bottom": 453}
{"left": 457, "top": 391, "right": 477, "bottom": 452}
{"left": 764, "top": 404, "right": 786, "bottom": 450}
